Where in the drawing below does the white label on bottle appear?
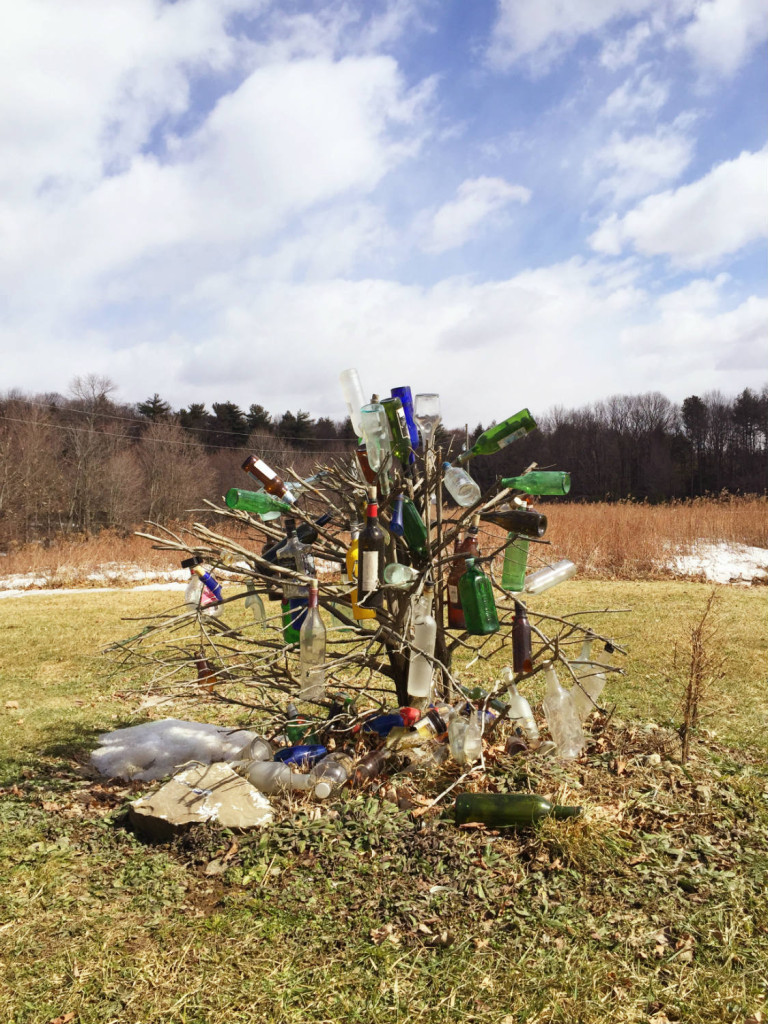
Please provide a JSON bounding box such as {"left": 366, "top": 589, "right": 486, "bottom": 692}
{"left": 495, "top": 427, "right": 526, "bottom": 450}
{"left": 360, "top": 551, "right": 379, "bottom": 592}
{"left": 395, "top": 407, "right": 408, "bottom": 435}
{"left": 253, "top": 458, "right": 276, "bottom": 480}
{"left": 448, "top": 586, "right": 459, "bottom": 604}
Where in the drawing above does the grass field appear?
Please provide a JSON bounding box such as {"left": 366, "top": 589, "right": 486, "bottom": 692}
{"left": 0, "top": 582, "right": 766, "bottom": 1023}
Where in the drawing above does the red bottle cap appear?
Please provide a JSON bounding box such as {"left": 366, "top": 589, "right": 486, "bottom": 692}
{"left": 399, "top": 707, "right": 420, "bottom": 728}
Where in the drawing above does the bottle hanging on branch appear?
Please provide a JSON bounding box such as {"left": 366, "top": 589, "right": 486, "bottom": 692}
{"left": 339, "top": 368, "right": 367, "bottom": 438}
{"left": 512, "top": 601, "right": 533, "bottom": 674}
{"left": 406, "top": 581, "right": 437, "bottom": 700}
{"left": 458, "top": 557, "right": 500, "bottom": 636}
{"left": 570, "top": 637, "right": 611, "bottom": 722}
{"left": 501, "top": 535, "right": 529, "bottom": 592}
{"left": 524, "top": 559, "right": 577, "bottom": 594}
{"left": 299, "top": 579, "right": 326, "bottom": 699}
{"left": 225, "top": 488, "right": 292, "bottom": 517}
{"left": 501, "top": 471, "right": 571, "bottom": 496}
{"left": 390, "top": 385, "right": 420, "bottom": 453}
{"left": 480, "top": 506, "right": 547, "bottom": 538}
{"left": 345, "top": 525, "right": 376, "bottom": 622}
{"left": 182, "top": 556, "right": 222, "bottom": 617}
{"left": 359, "top": 397, "right": 393, "bottom": 473}
{"left": 542, "top": 661, "right": 585, "bottom": 760}
{"left": 402, "top": 491, "right": 428, "bottom": 559}
{"left": 442, "top": 462, "right": 481, "bottom": 507}
{"left": 357, "top": 488, "right": 386, "bottom": 611}
{"left": 381, "top": 396, "right": 412, "bottom": 464}
{"left": 241, "top": 455, "right": 296, "bottom": 504}
{"left": 501, "top": 667, "right": 540, "bottom": 745}
{"left": 446, "top": 514, "right": 480, "bottom": 630}
{"left": 456, "top": 409, "right": 536, "bottom": 464}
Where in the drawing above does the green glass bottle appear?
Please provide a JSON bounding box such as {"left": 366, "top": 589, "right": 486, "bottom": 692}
{"left": 456, "top": 409, "right": 536, "bottom": 464}
{"left": 281, "top": 601, "right": 301, "bottom": 645}
{"left": 501, "top": 471, "right": 571, "bottom": 496}
{"left": 501, "top": 535, "right": 529, "bottom": 592}
{"left": 402, "top": 496, "right": 428, "bottom": 558}
{"left": 457, "top": 558, "right": 499, "bottom": 635}
{"left": 454, "top": 792, "right": 581, "bottom": 827}
{"left": 225, "top": 487, "right": 292, "bottom": 515}
{"left": 381, "top": 396, "right": 412, "bottom": 463}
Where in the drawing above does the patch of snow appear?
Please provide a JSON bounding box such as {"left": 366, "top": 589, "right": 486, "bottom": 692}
{"left": 90, "top": 718, "right": 259, "bottom": 781}
{"left": 0, "top": 582, "right": 187, "bottom": 599}
{"left": 666, "top": 541, "right": 768, "bottom": 585}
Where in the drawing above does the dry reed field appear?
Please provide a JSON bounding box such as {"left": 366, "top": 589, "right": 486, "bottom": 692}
{"left": 2, "top": 495, "right": 765, "bottom": 585}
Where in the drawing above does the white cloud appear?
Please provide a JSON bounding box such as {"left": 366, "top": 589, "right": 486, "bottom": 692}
{"left": 589, "top": 147, "right": 768, "bottom": 267}
{"left": 601, "top": 72, "right": 669, "bottom": 120}
{"left": 591, "top": 124, "right": 695, "bottom": 203}
{"left": 682, "top": 0, "right": 768, "bottom": 76}
{"left": 599, "top": 20, "right": 652, "bottom": 69}
{"left": 419, "top": 177, "right": 531, "bottom": 254}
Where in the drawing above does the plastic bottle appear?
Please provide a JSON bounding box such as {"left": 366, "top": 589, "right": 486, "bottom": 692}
{"left": 241, "top": 760, "right": 313, "bottom": 795}
{"left": 454, "top": 792, "right": 581, "bottom": 827}
{"left": 524, "top": 559, "right": 577, "bottom": 595}
{"left": 501, "top": 667, "right": 540, "bottom": 745}
{"left": 407, "top": 582, "right": 437, "bottom": 699}
{"left": 542, "top": 661, "right": 585, "bottom": 760}
{"left": 442, "top": 463, "right": 482, "bottom": 507}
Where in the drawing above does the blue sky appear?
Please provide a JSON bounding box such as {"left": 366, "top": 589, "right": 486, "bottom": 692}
{"left": 1, "top": 0, "right": 765, "bottom": 428}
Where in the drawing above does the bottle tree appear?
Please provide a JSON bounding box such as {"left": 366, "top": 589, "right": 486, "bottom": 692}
{"left": 113, "top": 381, "right": 624, "bottom": 749}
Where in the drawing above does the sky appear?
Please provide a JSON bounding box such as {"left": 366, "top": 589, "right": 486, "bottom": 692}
{"left": 1, "top": 0, "right": 765, "bottom": 429}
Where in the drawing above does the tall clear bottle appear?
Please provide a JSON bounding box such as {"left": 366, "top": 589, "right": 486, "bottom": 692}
{"left": 456, "top": 409, "right": 536, "bottom": 463}
{"left": 570, "top": 636, "right": 609, "bottom": 722}
{"left": 406, "top": 582, "right": 437, "bottom": 699}
{"left": 275, "top": 518, "right": 314, "bottom": 599}
{"left": 458, "top": 558, "right": 500, "bottom": 636}
{"left": 500, "top": 666, "right": 540, "bottom": 745}
{"left": 357, "top": 488, "right": 386, "bottom": 611}
{"left": 299, "top": 579, "right": 326, "bottom": 699}
{"left": 339, "top": 368, "right": 367, "bottom": 438}
{"left": 542, "top": 661, "right": 585, "bottom": 760}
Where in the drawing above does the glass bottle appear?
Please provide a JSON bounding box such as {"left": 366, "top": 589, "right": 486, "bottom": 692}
{"left": 357, "top": 488, "right": 386, "bottom": 611}
{"left": 383, "top": 562, "right": 420, "bottom": 587}
{"left": 260, "top": 513, "right": 333, "bottom": 570}
{"left": 244, "top": 584, "right": 266, "bottom": 625}
{"left": 413, "top": 393, "right": 440, "bottom": 448}
{"left": 241, "top": 455, "right": 295, "bottom": 504}
{"left": 237, "top": 735, "right": 274, "bottom": 761}
{"left": 461, "top": 711, "right": 484, "bottom": 763}
{"left": 282, "top": 600, "right": 303, "bottom": 645}
{"left": 275, "top": 518, "right": 314, "bottom": 599}
{"left": 406, "top": 582, "right": 437, "bottom": 699}
{"left": 524, "top": 559, "right": 577, "bottom": 594}
{"left": 456, "top": 409, "right": 536, "bottom": 464}
{"left": 512, "top": 601, "right": 532, "bottom": 674}
{"left": 542, "top": 661, "right": 585, "bottom": 760}
{"left": 381, "top": 396, "right": 412, "bottom": 463}
{"left": 501, "top": 536, "right": 529, "bottom": 592}
{"left": 480, "top": 507, "right": 547, "bottom": 538}
{"left": 390, "top": 386, "right": 420, "bottom": 451}
{"left": 242, "top": 760, "right": 313, "bottom": 795}
{"left": 446, "top": 515, "right": 480, "bottom": 630}
{"left": 458, "top": 558, "right": 499, "bottom": 636}
{"left": 359, "top": 396, "right": 393, "bottom": 473}
{"left": 345, "top": 525, "right": 376, "bottom": 622}
{"left": 390, "top": 493, "right": 405, "bottom": 536}
{"left": 310, "top": 752, "right": 354, "bottom": 799}
{"left": 448, "top": 712, "right": 469, "bottom": 764}
{"left": 454, "top": 792, "right": 581, "bottom": 827}
{"left": 354, "top": 747, "right": 394, "bottom": 784}
{"left": 442, "top": 463, "right": 482, "bottom": 507}
{"left": 501, "top": 471, "right": 571, "bottom": 496}
{"left": 412, "top": 707, "right": 449, "bottom": 741}
{"left": 501, "top": 667, "right": 540, "bottom": 745}
{"left": 570, "top": 636, "right": 609, "bottom": 722}
{"left": 225, "top": 487, "right": 292, "bottom": 517}
{"left": 182, "top": 556, "right": 222, "bottom": 617}
{"left": 402, "top": 494, "right": 428, "bottom": 558}
{"left": 355, "top": 444, "right": 378, "bottom": 487}
{"left": 339, "top": 368, "right": 367, "bottom": 438}
{"left": 299, "top": 579, "right": 326, "bottom": 700}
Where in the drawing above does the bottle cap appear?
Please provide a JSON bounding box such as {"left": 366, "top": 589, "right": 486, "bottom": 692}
{"left": 314, "top": 780, "right": 333, "bottom": 800}
{"left": 400, "top": 707, "right": 420, "bottom": 728}
{"left": 181, "top": 555, "right": 204, "bottom": 568}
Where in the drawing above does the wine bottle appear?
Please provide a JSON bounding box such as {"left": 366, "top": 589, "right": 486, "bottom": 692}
{"left": 456, "top": 409, "right": 536, "bottom": 464}
{"left": 458, "top": 558, "right": 499, "bottom": 636}
{"left": 442, "top": 463, "right": 481, "bottom": 507}
{"left": 480, "top": 507, "right": 547, "bottom": 538}
{"left": 501, "top": 471, "right": 571, "bottom": 496}
{"left": 281, "top": 600, "right": 303, "bottom": 644}
{"left": 406, "top": 582, "right": 437, "bottom": 699}
{"left": 359, "top": 397, "right": 393, "bottom": 473}
{"left": 512, "top": 601, "right": 532, "bottom": 674}
{"left": 446, "top": 515, "right": 480, "bottom": 630}
{"left": 454, "top": 792, "right": 581, "bottom": 827}
{"left": 355, "top": 444, "right": 378, "bottom": 486}
{"left": 501, "top": 535, "right": 529, "bottom": 592}
{"left": 299, "top": 579, "right": 326, "bottom": 700}
{"left": 357, "top": 488, "right": 386, "bottom": 611}
{"left": 339, "top": 368, "right": 367, "bottom": 438}
{"left": 524, "top": 559, "right": 577, "bottom": 594}
{"left": 542, "top": 661, "right": 585, "bottom": 760}
{"left": 225, "top": 488, "right": 292, "bottom": 516}
{"left": 241, "top": 455, "right": 295, "bottom": 503}
{"left": 381, "top": 396, "right": 412, "bottom": 463}
{"left": 345, "top": 525, "right": 377, "bottom": 622}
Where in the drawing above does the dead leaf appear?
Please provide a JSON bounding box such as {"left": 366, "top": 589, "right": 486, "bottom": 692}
{"left": 48, "top": 1014, "right": 76, "bottom": 1024}
{"left": 4, "top": 701, "right": 19, "bottom": 710}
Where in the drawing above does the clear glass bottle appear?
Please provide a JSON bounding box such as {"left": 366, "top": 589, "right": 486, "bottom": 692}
{"left": 458, "top": 558, "right": 499, "bottom": 636}
{"left": 299, "top": 579, "right": 326, "bottom": 700}
{"left": 461, "top": 711, "right": 484, "bottom": 763}
{"left": 456, "top": 409, "right": 536, "bottom": 463}
{"left": 542, "top": 661, "right": 585, "bottom": 760}
{"left": 413, "top": 393, "right": 441, "bottom": 447}
{"left": 241, "top": 760, "right": 313, "bottom": 795}
{"left": 501, "top": 471, "right": 571, "bottom": 496}
{"left": 406, "top": 582, "right": 437, "bottom": 699}
{"left": 275, "top": 519, "right": 313, "bottom": 600}
{"left": 569, "top": 636, "right": 609, "bottom": 722}
{"left": 501, "top": 536, "right": 529, "bottom": 592}
{"left": 448, "top": 712, "right": 469, "bottom": 764}
{"left": 244, "top": 584, "right": 266, "bottom": 625}
{"left": 383, "top": 562, "right": 420, "bottom": 587}
{"left": 443, "top": 462, "right": 482, "bottom": 507}
{"left": 500, "top": 667, "right": 540, "bottom": 745}
{"left": 237, "top": 735, "right": 274, "bottom": 761}
{"left": 339, "top": 368, "right": 367, "bottom": 438}
{"left": 359, "top": 396, "right": 393, "bottom": 473}
{"left": 524, "top": 559, "right": 577, "bottom": 595}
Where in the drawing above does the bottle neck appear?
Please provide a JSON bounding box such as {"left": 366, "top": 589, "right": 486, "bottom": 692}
{"left": 552, "top": 805, "right": 582, "bottom": 820}
{"left": 367, "top": 502, "right": 378, "bottom": 521}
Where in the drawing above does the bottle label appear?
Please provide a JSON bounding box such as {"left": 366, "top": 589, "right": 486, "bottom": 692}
{"left": 360, "top": 551, "right": 379, "bottom": 592}
{"left": 395, "top": 406, "right": 408, "bottom": 437}
{"left": 254, "top": 458, "right": 277, "bottom": 480}
{"left": 496, "top": 427, "right": 525, "bottom": 450}
{"left": 448, "top": 585, "right": 459, "bottom": 604}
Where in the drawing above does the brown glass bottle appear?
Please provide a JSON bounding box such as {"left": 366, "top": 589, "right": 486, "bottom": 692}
{"left": 512, "top": 601, "right": 533, "bottom": 674}
{"left": 354, "top": 747, "right": 393, "bottom": 784}
{"left": 241, "top": 455, "right": 295, "bottom": 504}
{"left": 446, "top": 514, "right": 480, "bottom": 630}
{"left": 480, "top": 507, "right": 547, "bottom": 538}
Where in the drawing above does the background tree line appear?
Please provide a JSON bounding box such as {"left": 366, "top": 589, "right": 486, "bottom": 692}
{"left": 0, "top": 374, "right": 765, "bottom": 548}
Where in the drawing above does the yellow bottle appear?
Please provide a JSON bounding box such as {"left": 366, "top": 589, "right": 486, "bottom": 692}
{"left": 346, "top": 527, "right": 376, "bottom": 621}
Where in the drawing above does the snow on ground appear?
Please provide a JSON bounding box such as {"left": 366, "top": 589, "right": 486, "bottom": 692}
{"left": 665, "top": 541, "right": 767, "bottom": 586}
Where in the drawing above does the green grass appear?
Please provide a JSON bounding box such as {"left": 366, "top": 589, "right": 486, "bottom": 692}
{"left": 0, "top": 583, "right": 767, "bottom": 1023}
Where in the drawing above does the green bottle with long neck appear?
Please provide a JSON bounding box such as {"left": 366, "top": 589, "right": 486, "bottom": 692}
{"left": 456, "top": 409, "right": 536, "bottom": 464}
{"left": 225, "top": 488, "right": 292, "bottom": 515}
{"left": 454, "top": 792, "right": 581, "bottom": 827}
{"left": 501, "top": 471, "right": 571, "bottom": 496}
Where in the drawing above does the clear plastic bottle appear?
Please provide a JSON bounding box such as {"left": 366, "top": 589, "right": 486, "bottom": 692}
{"left": 442, "top": 463, "right": 482, "bottom": 507}
{"left": 500, "top": 666, "right": 540, "bottom": 745}
{"left": 240, "top": 760, "right": 313, "bottom": 795}
{"left": 541, "top": 661, "right": 585, "bottom": 760}
{"left": 406, "top": 583, "right": 437, "bottom": 699}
